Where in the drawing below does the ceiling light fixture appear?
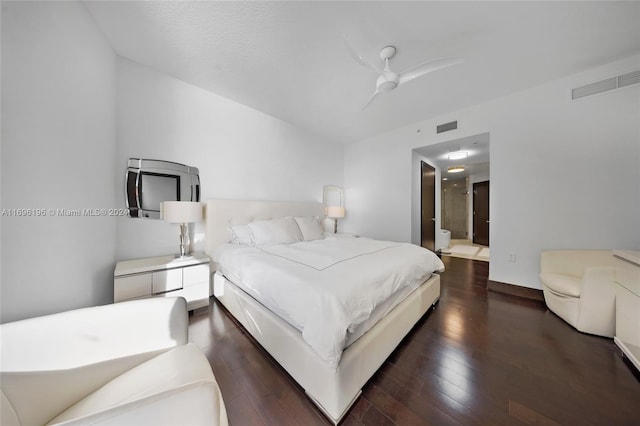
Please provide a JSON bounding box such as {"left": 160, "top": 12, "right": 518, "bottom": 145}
{"left": 448, "top": 151, "right": 468, "bottom": 160}
{"left": 448, "top": 166, "right": 465, "bottom": 173}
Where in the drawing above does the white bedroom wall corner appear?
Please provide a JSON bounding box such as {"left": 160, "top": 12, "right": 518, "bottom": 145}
{"left": 342, "top": 133, "right": 414, "bottom": 242}
{"left": 1, "top": 2, "right": 118, "bottom": 322}
{"left": 115, "top": 58, "right": 344, "bottom": 260}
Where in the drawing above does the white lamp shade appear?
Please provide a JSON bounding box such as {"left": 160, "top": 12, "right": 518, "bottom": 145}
{"left": 326, "top": 206, "right": 345, "bottom": 218}
{"left": 162, "top": 201, "right": 202, "bottom": 224}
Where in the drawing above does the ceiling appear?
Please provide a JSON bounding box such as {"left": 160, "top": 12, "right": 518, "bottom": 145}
{"left": 84, "top": 1, "right": 640, "bottom": 145}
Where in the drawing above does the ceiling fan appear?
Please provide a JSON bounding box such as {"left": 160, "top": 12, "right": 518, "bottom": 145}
{"left": 346, "top": 43, "right": 463, "bottom": 109}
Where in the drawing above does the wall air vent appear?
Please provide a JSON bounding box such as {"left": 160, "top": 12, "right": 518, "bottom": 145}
{"left": 571, "top": 77, "right": 617, "bottom": 99}
{"left": 618, "top": 69, "right": 640, "bottom": 88}
{"left": 572, "top": 69, "right": 640, "bottom": 100}
{"left": 436, "top": 120, "right": 458, "bottom": 134}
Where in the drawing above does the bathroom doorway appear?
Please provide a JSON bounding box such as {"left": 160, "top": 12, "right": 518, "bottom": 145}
{"left": 413, "top": 132, "right": 490, "bottom": 261}
{"left": 441, "top": 178, "right": 469, "bottom": 239}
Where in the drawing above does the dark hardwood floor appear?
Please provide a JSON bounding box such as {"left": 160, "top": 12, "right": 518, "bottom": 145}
{"left": 189, "top": 256, "right": 640, "bottom": 425}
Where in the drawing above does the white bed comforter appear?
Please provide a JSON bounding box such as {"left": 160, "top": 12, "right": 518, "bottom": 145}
{"left": 214, "top": 236, "right": 444, "bottom": 369}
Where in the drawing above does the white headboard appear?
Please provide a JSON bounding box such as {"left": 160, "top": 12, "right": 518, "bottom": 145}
{"left": 204, "top": 199, "right": 324, "bottom": 258}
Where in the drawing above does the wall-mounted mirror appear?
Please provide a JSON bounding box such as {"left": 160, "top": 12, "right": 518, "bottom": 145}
{"left": 322, "top": 185, "right": 344, "bottom": 210}
{"left": 125, "top": 158, "right": 200, "bottom": 219}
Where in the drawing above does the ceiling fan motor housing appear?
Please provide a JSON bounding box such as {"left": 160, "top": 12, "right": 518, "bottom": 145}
{"left": 377, "top": 75, "right": 398, "bottom": 92}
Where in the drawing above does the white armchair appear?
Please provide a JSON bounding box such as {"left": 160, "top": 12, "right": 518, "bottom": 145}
{"left": 540, "top": 250, "right": 616, "bottom": 337}
{"left": 1, "top": 297, "right": 228, "bottom": 426}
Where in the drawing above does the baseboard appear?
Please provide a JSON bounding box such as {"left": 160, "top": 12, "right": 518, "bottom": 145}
{"left": 487, "top": 280, "right": 545, "bottom": 302}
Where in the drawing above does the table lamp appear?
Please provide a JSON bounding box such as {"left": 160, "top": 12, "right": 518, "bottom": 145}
{"left": 326, "top": 205, "right": 346, "bottom": 234}
{"left": 162, "top": 201, "right": 203, "bottom": 257}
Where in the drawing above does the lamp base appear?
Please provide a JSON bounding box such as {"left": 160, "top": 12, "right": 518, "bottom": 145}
{"left": 333, "top": 218, "right": 338, "bottom": 234}
{"left": 176, "top": 223, "right": 191, "bottom": 258}
{"left": 174, "top": 253, "right": 194, "bottom": 259}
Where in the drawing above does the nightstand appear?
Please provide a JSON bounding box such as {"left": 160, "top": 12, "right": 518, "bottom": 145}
{"left": 114, "top": 252, "right": 210, "bottom": 310}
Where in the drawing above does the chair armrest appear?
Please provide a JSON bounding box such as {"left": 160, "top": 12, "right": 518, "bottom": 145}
{"left": 541, "top": 250, "right": 614, "bottom": 276}
{"left": 580, "top": 266, "right": 616, "bottom": 303}
{"left": 47, "top": 344, "right": 228, "bottom": 426}
{"left": 577, "top": 266, "right": 616, "bottom": 336}
{"left": 1, "top": 297, "right": 188, "bottom": 426}
{"left": 1, "top": 297, "right": 188, "bottom": 372}
{"left": 49, "top": 382, "right": 229, "bottom": 426}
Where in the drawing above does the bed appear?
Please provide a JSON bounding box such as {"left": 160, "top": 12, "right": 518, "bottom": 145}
{"left": 204, "top": 199, "right": 443, "bottom": 424}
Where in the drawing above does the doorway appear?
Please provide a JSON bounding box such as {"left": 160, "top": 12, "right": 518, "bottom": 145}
{"left": 420, "top": 161, "right": 436, "bottom": 251}
{"left": 441, "top": 178, "right": 468, "bottom": 239}
{"left": 473, "top": 180, "right": 490, "bottom": 246}
{"left": 413, "top": 132, "right": 490, "bottom": 259}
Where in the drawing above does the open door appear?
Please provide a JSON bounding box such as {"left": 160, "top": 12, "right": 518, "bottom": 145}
{"left": 473, "top": 180, "right": 490, "bottom": 246}
{"left": 421, "top": 161, "right": 436, "bottom": 251}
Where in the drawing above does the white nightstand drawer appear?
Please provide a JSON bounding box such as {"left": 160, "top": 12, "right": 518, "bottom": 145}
{"left": 115, "top": 274, "right": 152, "bottom": 301}
{"left": 152, "top": 268, "right": 183, "bottom": 294}
{"left": 183, "top": 264, "right": 209, "bottom": 286}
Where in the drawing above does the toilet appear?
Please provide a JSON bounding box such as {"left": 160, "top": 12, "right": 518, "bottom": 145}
{"left": 436, "top": 229, "right": 451, "bottom": 252}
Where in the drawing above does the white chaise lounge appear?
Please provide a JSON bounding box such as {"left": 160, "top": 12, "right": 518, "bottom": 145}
{"left": 1, "top": 297, "right": 228, "bottom": 426}
{"left": 540, "top": 249, "right": 616, "bottom": 337}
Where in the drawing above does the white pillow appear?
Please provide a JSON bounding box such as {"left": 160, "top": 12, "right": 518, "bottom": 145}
{"left": 294, "top": 216, "right": 325, "bottom": 241}
{"left": 228, "top": 224, "right": 252, "bottom": 245}
{"left": 247, "top": 217, "right": 303, "bottom": 247}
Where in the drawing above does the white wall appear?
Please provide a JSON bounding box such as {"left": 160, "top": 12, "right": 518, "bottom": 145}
{"left": 0, "top": 4, "right": 344, "bottom": 322}
{"left": 1, "top": 2, "right": 117, "bottom": 322}
{"left": 115, "top": 58, "right": 344, "bottom": 260}
{"left": 344, "top": 54, "right": 640, "bottom": 290}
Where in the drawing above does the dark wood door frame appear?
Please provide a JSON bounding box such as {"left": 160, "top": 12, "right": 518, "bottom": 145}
{"left": 421, "top": 161, "right": 436, "bottom": 251}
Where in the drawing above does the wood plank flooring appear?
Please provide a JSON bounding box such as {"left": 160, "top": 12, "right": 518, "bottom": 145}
{"left": 189, "top": 256, "right": 640, "bottom": 425}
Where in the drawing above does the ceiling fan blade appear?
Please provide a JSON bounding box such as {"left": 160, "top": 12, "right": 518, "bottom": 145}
{"left": 344, "top": 39, "right": 382, "bottom": 74}
{"left": 362, "top": 89, "right": 381, "bottom": 110}
{"left": 398, "top": 57, "right": 463, "bottom": 86}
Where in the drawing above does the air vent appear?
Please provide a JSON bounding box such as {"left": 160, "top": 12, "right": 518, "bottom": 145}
{"left": 618, "top": 69, "right": 640, "bottom": 88}
{"left": 437, "top": 120, "right": 458, "bottom": 134}
{"left": 572, "top": 78, "right": 617, "bottom": 99}
{"left": 572, "top": 69, "right": 640, "bottom": 100}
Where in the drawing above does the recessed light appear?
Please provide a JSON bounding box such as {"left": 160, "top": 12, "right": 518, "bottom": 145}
{"left": 448, "top": 166, "right": 465, "bottom": 173}
{"left": 448, "top": 151, "right": 468, "bottom": 160}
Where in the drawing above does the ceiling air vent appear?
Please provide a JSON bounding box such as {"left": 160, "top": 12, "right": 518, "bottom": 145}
{"left": 572, "top": 69, "right": 640, "bottom": 100}
{"left": 436, "top": 120, "right": 458, "bottom": 134}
